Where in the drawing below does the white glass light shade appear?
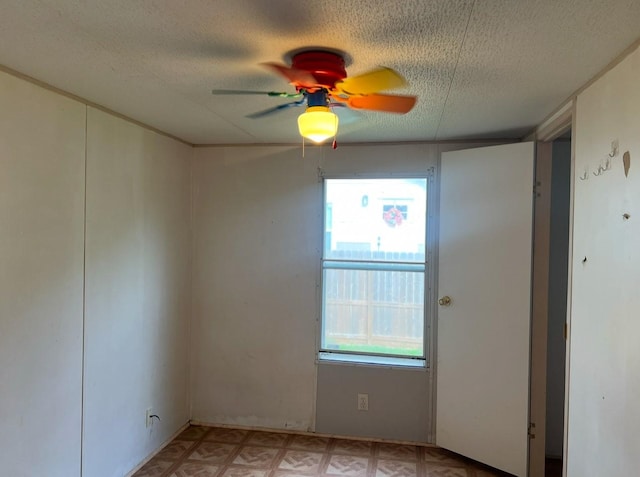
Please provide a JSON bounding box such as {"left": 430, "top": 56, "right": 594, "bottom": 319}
{"left": 297, "top": 106, "right": 339, "bottom": 143}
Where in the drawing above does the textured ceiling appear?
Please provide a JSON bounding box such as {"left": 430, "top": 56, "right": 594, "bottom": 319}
{"left": 0, "top": 0, "right": 639, "bottom": 144}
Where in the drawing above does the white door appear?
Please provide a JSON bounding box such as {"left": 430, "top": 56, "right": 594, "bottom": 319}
{"left": 436, "top": 142, "right": 535, "bottom": 476}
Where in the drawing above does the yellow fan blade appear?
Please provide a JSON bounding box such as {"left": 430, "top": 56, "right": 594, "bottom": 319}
{"left": 334, "top": 67, "right": 408, "bottom": 95}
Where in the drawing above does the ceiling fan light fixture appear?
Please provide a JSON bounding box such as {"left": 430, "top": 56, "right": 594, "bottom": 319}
{"left": 297, "top": 106, "right": 339, "bottom": 144}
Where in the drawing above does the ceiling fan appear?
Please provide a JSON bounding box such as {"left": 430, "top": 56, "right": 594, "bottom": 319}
{"left": 211, "top": 49, "right": 417, "bottom": 144}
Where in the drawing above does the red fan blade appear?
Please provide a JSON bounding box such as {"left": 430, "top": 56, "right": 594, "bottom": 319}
{"left": 261, "top": 62, "right": 318, "bottom": 88}
{"left": 347, "top": 94, "right": 417, "bottom": 114}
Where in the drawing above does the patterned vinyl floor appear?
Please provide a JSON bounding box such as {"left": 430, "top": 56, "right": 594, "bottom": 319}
{"left": 133, "top": 425, "right": 513, "bottom": 477}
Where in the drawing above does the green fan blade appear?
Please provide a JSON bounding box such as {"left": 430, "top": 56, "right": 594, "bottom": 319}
{"left": 211, "top": 89, "right": 301, "bottom": 98}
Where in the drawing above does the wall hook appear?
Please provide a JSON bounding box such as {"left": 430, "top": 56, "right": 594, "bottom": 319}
{"left": 593, "top": 165, "right": 604, "bottom": 176}
{"left": 579, "top": 168, "right": 589, "bottom": 180}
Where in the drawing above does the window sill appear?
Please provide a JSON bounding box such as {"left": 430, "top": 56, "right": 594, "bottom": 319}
{"left": 318, "top": 352, "right": 427, "bottom": 370}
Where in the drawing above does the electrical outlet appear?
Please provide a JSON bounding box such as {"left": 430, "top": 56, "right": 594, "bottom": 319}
{"left": 146, "top": 408, "right": 153, "bottom": 428}
{"left": 357, "top": 393, "right": 369, "bottom": 411}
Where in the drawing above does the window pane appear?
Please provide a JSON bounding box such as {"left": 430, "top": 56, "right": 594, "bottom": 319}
{"left": 322, "top": 268, "right": 424, "bottom": 357}
{"left": 325, "top": 178, "right": 427, "bottom": 262}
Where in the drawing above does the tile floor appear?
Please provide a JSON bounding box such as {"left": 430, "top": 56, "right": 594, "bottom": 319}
{"left": 133, "top": 425, "right": 513, "bottom": 477}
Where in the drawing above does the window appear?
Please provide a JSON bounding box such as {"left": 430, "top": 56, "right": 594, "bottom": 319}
{"left": 320, "top": 178, "right": 428, "bottom": 365}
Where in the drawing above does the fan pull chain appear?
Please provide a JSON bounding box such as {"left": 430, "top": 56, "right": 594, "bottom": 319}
{"left": 332, "top": 113, "right": 338, "bottom": 149}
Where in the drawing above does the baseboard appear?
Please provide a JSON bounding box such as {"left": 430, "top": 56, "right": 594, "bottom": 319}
{"left": 189, "top": 419, "right": 435, "bottom": 448}
{"left": 124, "top": 421, "right": 190, "bottom": 477}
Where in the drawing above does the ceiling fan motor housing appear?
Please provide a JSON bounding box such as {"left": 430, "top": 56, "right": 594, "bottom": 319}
{"left": 307, "top": 90, "right": 329, "bottom": 107}
{"left": 291, "top": 51, "right": 347, "bottom": 89}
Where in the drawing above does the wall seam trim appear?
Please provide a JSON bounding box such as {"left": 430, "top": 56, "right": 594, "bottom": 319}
{"left": 187, "top": 148, "right": 195, "bottom": 421}
{"left": 80, "top": 104, "right": 88, "bottom": 477}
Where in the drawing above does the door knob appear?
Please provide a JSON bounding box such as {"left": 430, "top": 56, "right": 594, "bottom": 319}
{"left": 438, "top": 296, "right": 452, "bottom": 306}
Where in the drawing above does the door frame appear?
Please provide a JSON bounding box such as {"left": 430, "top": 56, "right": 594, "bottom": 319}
{"left": 528, "top": 101, "right": 575, "bottom": 477}
{"left": 529, "top": 140, "right": 552, "bottom": 476}
{"left": 431, "top": 124, "right": 574, "bottom": 476}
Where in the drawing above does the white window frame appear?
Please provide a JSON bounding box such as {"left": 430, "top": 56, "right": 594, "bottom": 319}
{"left": 317, "top": 171, "right": 436, "bottom": 368}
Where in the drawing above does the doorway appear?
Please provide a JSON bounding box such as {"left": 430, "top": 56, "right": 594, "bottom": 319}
{"left": 544, "top": 132, "right": 571, "bottom": 476}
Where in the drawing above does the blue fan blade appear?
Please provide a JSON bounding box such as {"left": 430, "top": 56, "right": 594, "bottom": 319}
{"left": 246, "top": 99, "right": 306, "bottom": 119}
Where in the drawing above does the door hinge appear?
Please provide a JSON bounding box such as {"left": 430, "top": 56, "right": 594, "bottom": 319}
{"left": 563, "top": 323, "right": 568, "bottom": 341}
{"left": 533, "top": 181, "right": 542, "bottom": 198}
{"left": 528, "top": 422, "right": 536, "bottom": 439}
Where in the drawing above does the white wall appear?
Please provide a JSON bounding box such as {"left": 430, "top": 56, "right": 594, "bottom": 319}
{"left": 0, "top": 71, "right": 192, "bottom": 476}
{"left": 0, "top": 71, "right": 86, "bottom": 477}
{"left": 568, "top": 45, "right": 640, "bottom": 476}
{"left": 191, "top": 142, "right": 505, "bottom": 441}
{"left": 82, "top": 108, "right": 192, "bottom": 477}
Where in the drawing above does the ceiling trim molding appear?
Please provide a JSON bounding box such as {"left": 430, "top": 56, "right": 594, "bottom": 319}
{"left": 0, "top": 63, "right": 194, "bottom": 147}
{"left": 536, "top": 101, "right": 573, "bottom": 142}
{"left": 526, "top": 34, "right": 640, "bottom": 141}
{"left": 192, "top": 138, "right": 519, "bottom": 148}
{"left": 0, "top": 61, "right": 516, "bottom": 149}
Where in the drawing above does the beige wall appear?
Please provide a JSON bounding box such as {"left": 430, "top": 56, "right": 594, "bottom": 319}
{"left": 0, "top": 69, "right": 86, "bottom": 477}
{"left": 82, "top": 108, "right": 192, "bottom": 477}
{"left": 0, "top": 71, "right": 192, "bottom": 476}
{"left": 191, "top": 145, "right": 322, "bottom": 430}
{"left": 191, "top": 142, "right": 506, "bottom": 441}
{"left": 567, "top": 45, "right": 640, "bottom": 476}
